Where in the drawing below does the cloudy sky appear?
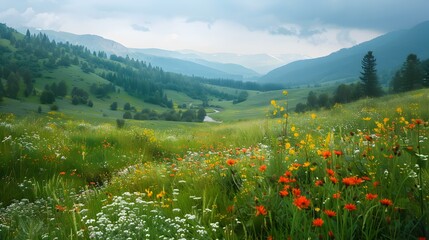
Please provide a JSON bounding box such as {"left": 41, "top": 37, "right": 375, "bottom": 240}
{"left": 1, "top": 0, "right": 428, "bottom": 58}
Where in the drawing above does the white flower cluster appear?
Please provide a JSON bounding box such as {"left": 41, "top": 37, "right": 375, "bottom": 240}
{"left": 79, "top": 192, "right": 219, "bottom": 239}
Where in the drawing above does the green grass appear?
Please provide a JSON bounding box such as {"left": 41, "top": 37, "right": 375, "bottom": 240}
{"left": 1, "top": 87, "right": 428, "bottom": 239}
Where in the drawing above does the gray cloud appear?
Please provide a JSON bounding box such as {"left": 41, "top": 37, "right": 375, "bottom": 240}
{"left": 269, "top": 26, "right": 325, "bottom": 38}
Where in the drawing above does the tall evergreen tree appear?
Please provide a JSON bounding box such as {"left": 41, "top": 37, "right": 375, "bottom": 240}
{"left": 0, "top": 79, "right": 4, "bottom": 101}
{"left": 391, "top": 54, "right": 425, "bottom": 92}
{"left": 360, "top": 51, "right": 382, "bottom": 97}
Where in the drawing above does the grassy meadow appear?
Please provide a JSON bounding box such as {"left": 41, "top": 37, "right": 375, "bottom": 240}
{"left": 0, "top": 89, "right": 428, "bottom": 239}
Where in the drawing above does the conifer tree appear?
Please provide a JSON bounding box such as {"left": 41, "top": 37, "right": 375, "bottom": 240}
{"left": 360, "top": 51, "right": 383, "bottom": 97}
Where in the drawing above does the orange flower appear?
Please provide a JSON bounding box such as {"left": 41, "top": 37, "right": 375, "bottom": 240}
{"left": 334, "top": 150, "right": 343, "bottom": 156}
{"left": 255, "top": 205, "right": 267, "bottom": 216}
{"left": 293, "top": 196, "right": 311, "bottom": 209}
{"left": 413, "top": 119, "right": 424, "bottom": 125}
{"left": 279, "top": 189, "right": 289, "bottom": 197}
{"left": 312, "top": 218, "right": 324, "bottom": 227}
{"left": 315, "top": 180, "right": 324, "bottom": 186}
{"left": 333, "top": 192, "right": 341, "bottom": 199}
{"left": 259, "top": 164, "right": 267, "bottom": 172}
{"left": 342, "top": 176, "right": 364, "bottom": 186}
{"left": 292, "top": 188, "right": 301, "bottom": 197}
{"left": 328, "top": 231, "right": 335, "bottom": 238}
{"left": 329, "top": 176, "right": 338, "bottom": 184}
{"left": 322, "top": 150, "right": 331, "bottom": 159}
{"left": 55, "top": 204, "right": 66, "bottom": 212}
{"left": 226, "top": 159, "right": 237, "bottom": 166}
{"left": 380, "top": 198, "right": 393, "bottom": 206}
{"left": 324, "top": 209, "right": 337, "bottom": 218}
{"left": 278, "top": 176, "right": 295, "bottom": 183}
{"left": 364, "top": 135, "right": 373, "bottom": 141}
{"left": 227, "top": 205, "right": 234, "bottom": 213}
{"left": 59, "top": 171, "right": 66, "bottom": 175}
{"left": 326, "top": 168, "right": 335, "bottom": 176}
{"left": 365, "top": 193, "right": 378, "bottom": 200}
{"left": 344, "top": 203, "right": 357, "bottom": 211}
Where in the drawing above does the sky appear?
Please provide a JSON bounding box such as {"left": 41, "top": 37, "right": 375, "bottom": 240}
{"left": 1, "top": 0, "right": 429, "bottom": 58}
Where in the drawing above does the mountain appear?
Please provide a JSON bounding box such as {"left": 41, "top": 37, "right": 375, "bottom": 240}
{"left": 18, "top": 28, "right": 262, "bottom": 80}
{"left": 261, "top": 21, "right": 429, "bottom": 86}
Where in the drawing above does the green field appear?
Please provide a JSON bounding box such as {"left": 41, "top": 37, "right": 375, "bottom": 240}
{"left": 0, "top": 88, "right": 428, "bottom": 239}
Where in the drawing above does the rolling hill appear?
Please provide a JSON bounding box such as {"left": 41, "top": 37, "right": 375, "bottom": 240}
{"left": 261, "top": 20, "right": 429, "bottom": 86}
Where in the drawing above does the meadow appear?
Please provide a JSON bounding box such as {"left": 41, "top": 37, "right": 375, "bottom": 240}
{"left": 0, "top": 89, "right": 428, "bottom": 239}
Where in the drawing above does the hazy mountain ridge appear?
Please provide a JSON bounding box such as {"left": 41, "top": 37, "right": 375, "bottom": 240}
{"left": 261, "top": 21, "right": 429, "bottom": 86}
{"left": 17, "top": 28, "right": 266, "bottom": 80}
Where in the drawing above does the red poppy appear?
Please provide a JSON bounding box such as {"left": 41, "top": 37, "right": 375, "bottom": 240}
{"left": 312, "top": 218, "right": 324, "bottom": 227}
{"left": 293, "top": 196, "right": 311, "bottom": 209}
{"left": 344, "top": 203, "right": 357, "bottom": 211}
{"left": 259, "top": 164, "right": 267, "bottom": 172}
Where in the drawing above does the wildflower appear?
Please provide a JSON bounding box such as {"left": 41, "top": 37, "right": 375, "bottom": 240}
{"left": 226, "top": 159, "right": 237, "bottom": 166}
{"left": 156, "top": 191, "right": 166, "bottom": 199}
{"left": 312, "top": 218, "right": 324, "bottom": 227}
{"left": 362, "top": 117, "right": 371, "bottom": 121}
{"left": 373, "top": 181, "right": 380, "bottom": 188}
{"left": 324, "top": 209, "right": 337, "bottom": 217}
{"left": 292, "top": 188, "right": 301, "bottom": 197}
{"left": 342, "top": 176, "right": 364, "bottom": 186}
{"left": 328, "top": 231, "right": 335, "bottom": 238}
{"left": 413, "top": 119, "right": 424, "bottom": 125}
{"left": 380, "top": 198, "right": 393, "bottom": 206}
{"left": 364, "top": 135, "right": 373, "bottom": 141}
{"left": 329, "top": 176, "right": 338, "bottom": 184}
{"left": 259, "top": 165, "right": 267, "bottom": 172}
{"left": 145, "top": 188, "right": 153, "bottom": 198}
{"left": 344, "top": 203, "right": 357, "bottom": 211}
{"left": 59, "top": 171, "right": 66, "bottom": 175}
{"left": 227, "top": 205, "right": 234, "bottom": 213}
{"left": 365, "top": 193, "right": 378, "bottom": 200}
{"left": 334, "top": 150, "right": 343, "bottom": 157}
{"left": 255, "top": 205, "right": 268, "bottom": 216}
{"left": 315, "top": 180, "right": 324, "bottom": 186}
{"left": 279, "top": 189, "right": 289, "bottom": 197}
{"left": 282, "top": 90, "right": 288, "bottom": 95}
{"left": 333, "top": 192, "right": 341, "bottom": 199}
{"left": 326, "top": 168, "right": 335, "bottom": 176}
{"left": 293, "top": 196, "right": 311, "bottom": 209}
{"left": 311, "top": 113, "right": 317, "bottom": 119}
{"left": 55, "top": 205, "right": 66, "bottom": 212}
{"left": 322, "top": 150, "right": 331, "bottom": 159}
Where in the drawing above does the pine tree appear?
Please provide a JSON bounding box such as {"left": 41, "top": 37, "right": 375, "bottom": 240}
{"left": 391, "top": 54, "right": 425, "bottom": 92}
{"left": 6, "top": 72, "right": 20, "bottom": 99}
{"left": 360, "top": 51, "right": 382, "bottom": 97}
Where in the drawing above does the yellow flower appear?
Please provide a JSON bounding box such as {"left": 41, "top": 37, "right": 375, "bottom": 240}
{"left": 145, "top": 189, "right": 153, "bottom": 198}
{"left": 303, "top": 162, "right": 310, "bottom": 167}
{"left": 311, "top": 113, "right": 317, "bottom": 119}
{"left": 282, "top": 90, "right": 288, "bottom": 95}
{"left": 396, "top": 107, "right": 403, "bottom": 115}
{"left": 289, "top": 149, "right": 295, "bottom": 155}
{"left": 294, "top": 132, "right": 299, "bottom": 137}
{"left": 285, "top": 142, "right": 291, "bottom": 149}
{"left": 362, "top": 117, "right": 371, "bottom": 121}
{"left": 271, "top": 100, "right": 277, "bottom": 106}
{"left": 291, "top": 126, "right": 296, "bottom": 132}
{"left": 383, "top": 118, "right": 389, "bottom": 124}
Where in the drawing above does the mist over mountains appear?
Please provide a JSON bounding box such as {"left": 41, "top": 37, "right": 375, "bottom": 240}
{"left": 261, "top": 21, "right": 429, "bottom": 86}
{"left": 18, "top": 20, "right": 429, "bottom": 87}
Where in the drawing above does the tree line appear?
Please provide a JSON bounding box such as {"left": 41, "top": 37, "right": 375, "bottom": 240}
{"left": 294, "top": 51, "right": 429, "bottom": 113}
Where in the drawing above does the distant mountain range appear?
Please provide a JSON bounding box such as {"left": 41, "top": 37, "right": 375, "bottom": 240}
{"left": 261, "top": 21, "right": 429, "bottom": 86}
{"left": 18, "top": 27, "right": 303, "bottom": 80}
